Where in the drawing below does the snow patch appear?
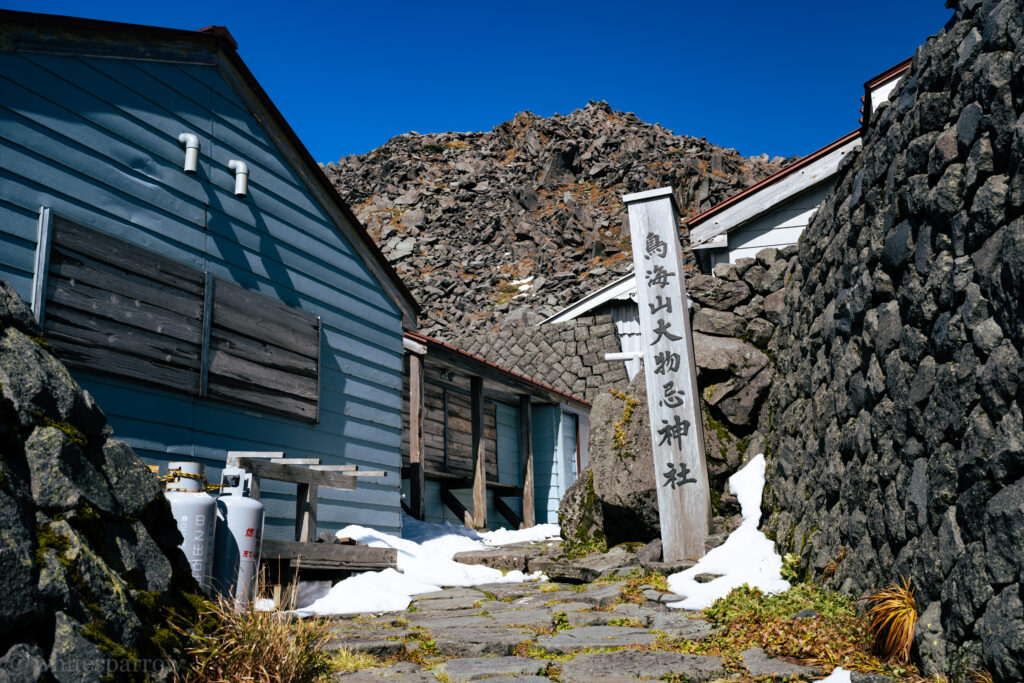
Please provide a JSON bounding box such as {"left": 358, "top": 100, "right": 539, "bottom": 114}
{"left": 665, "top": 453, "right": 790, "bottom": 610}
{"left": 293, "top": 515, "right": 557, "bottom": 616}
{"left": 820, "top": 667, "right": 852, "bottom": 682}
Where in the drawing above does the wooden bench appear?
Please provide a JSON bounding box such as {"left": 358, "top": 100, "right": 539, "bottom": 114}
{"left": 226, "top": 451, "right": 397, "bottom": 607}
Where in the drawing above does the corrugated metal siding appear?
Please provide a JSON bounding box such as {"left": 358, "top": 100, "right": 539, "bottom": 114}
{"left": 0, "top": 50, "right": 405, "bottom": 537}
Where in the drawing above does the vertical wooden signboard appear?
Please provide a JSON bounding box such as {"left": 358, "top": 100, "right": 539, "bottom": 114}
{"left": 623, "top": 187, "right": 711, "bottom": 561}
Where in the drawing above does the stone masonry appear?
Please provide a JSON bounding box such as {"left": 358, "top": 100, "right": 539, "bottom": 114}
{"left": 462, "top": 314, "right": 628, "bottom": 404}
{"left": 764, "top": 1, "right": 1024, "bottom": 679}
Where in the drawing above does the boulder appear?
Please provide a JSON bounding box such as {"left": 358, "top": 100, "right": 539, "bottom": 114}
{"left": 0, "top": 278, "right": 202, "bottom": 680}
{"left": 561, "top": 372, "right": 660, "bottom": 548}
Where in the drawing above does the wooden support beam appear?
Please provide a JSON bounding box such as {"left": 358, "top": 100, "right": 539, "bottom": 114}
{"left": 520, "top": 394, "right": 535, "bottom": 528}
{"left": 494, "top": 494, "right": 522, "bottom": 530}
{"left": 409, "top": 351, "right": 426, "bottom": 520}
{"left": 470, "top": 375, "right": 487, "bottom": 530}
{"left": 227, "top": 451, "right": 286, "bottom": 467}
{"left": 440, "top": 485, "right": 471, "bottom": 526}
{"left": 261, "top": 539, "right": 397, "bottom": 570}
{"left": 233, "top": 457, "right": 355, "bottom": 490}
{"left": 295, "top": 483, "right": 317, "bottom": 542}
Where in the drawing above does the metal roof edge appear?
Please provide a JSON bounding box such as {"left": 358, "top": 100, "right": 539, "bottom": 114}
{"left": 687, "top": 129, "right": 862, "bottom": 231}
{"left": 540, "top": 272, "right": 637, "bottom": 325}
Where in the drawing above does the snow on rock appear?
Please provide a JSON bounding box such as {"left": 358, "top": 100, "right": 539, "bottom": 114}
{"left": 820, "top": 667, "right": 852, "bottom": 682}
{"left": 665, "top": 453, "right": 790, "bottom": 610}
{"left": 480, "top": 523, "right": 560, "bottom": 546}
{"left": 294, "top": 515, "right": 557, "bottom": 616}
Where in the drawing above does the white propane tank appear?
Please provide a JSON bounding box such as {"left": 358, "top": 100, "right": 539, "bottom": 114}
{"left": 164, "top": 461, "right": 216, "bottom": 593}
{"left": 212, "top": 467, "right": 264, "bottom": 609}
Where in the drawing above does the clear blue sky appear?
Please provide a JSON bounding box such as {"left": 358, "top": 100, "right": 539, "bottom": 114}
{"left": 5, "top": 1, "right": 953, "bottom": 162}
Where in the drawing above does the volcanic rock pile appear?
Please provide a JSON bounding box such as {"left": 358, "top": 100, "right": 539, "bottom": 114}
{"left": 0, "top": 280, "right": 199, "bottom": 681}
{"left": 765, "top": 0, "right": 1024, "bottom": 678}
{"left": 324, "top": 101, "right": 789, "bottom": 340}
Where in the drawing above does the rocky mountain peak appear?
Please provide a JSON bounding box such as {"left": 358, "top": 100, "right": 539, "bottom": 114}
{"left": 323, "top": 101, "right": 792, "bottom": 340}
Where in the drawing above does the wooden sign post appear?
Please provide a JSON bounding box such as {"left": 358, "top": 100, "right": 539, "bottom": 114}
{"left": 623, "top": 187, "right": 711, "bottom": 562}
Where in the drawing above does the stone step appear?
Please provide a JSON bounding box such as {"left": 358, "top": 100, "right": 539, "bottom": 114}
{"left": 434, "top": 656, "right": 550, "bottom": 682}
{"left": 559, "top": 650, "right": 727, "bottom": 682}
{"left": 535, "top": 625, "right": 659, "bottom": 653}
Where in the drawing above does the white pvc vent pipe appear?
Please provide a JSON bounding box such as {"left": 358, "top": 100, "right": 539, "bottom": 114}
{"left": 178, "top": 132, "right": 200, "bottom": 173}
{"left": 228, "top": 160, "right": 249, "bottom": 197}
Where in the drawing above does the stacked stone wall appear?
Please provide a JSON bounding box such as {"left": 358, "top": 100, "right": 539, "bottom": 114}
{"left": 764, "top": 1, "right": 1024, "bottom": 678}
{"left": 463, "top": 314, "right": 629, "bottom": 404}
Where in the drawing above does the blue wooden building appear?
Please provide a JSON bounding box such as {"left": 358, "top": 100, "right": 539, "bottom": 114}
{"left": 0, "top": 11, "right": 419, "bottom": 539}
{"left": 401, "top": 332, "right": 590, "bottom": 530}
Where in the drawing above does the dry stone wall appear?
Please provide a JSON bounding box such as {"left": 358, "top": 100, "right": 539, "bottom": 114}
{"left": 764, "top": 1, "right": 1024, "bottom": 678}
{"left": 461, "top": 314, "right": 628, "bottom": 404}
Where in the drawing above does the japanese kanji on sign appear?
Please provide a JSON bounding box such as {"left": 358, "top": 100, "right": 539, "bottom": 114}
{"left": 623, "top": 187, "right": 712, "bottom": 562}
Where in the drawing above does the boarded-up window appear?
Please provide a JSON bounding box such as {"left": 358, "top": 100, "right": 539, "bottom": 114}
{"left": 42, "top": 216, "right": 319, "bottom": 422}
{"left": 208, "top": 278, "right": 319, "bottom": 421}
{"left": 45, "top": 216, "right": 206, "bottom": 394}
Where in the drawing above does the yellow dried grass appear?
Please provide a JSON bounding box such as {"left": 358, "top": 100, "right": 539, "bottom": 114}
{"left": 864, "top": 576, "right": 918, "bottom": 663}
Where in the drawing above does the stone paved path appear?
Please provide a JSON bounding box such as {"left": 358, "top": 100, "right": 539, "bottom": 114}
{"left": 326, "top": 576, "right": 827, "bottom": 681}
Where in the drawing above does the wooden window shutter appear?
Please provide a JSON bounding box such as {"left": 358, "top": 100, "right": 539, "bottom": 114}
{"left": 45, "top": 216, "right": 205, "bottom": 394}
{"left": 43, "top": 216, "right": 320, "bottom": 422}
{"left": 207, "top": 278, "right": 320, "bottom": 422}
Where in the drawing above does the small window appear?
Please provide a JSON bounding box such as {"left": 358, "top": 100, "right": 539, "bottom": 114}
{"left": 42, "top": 216, "right": 320, "bottom": 422}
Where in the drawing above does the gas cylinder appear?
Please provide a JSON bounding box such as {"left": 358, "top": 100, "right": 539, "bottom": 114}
{"left": 212, "top": 467, "right": 265, "bottom": 608}
{"left": 164, "top": 461, "right": 216, "bottom": 593}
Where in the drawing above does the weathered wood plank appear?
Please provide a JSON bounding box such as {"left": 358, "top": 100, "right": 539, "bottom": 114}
{"left": 625, "top": 188, "right": 711, "bottom": 561}
{"left": 520, "top": 394, "right": 536, "bottom": 528}
{"left": 226, "top": 451, "right": 286, "bottom": 466}
{"left": 50, "top": 247, "right": 204, "bottom": 319}
{"left": 212, "top": 278, "right": 319, "bottom": 359}
{"left": 440, "top": 485, "right": 472, "bottom": 528}
{"left": 209, "top": 327, "right": 318, "bottom": 377}
{"left": 234, "top": 457, "right": 355, "bottom": 490}
{"left": 51, "top": 216, "right": 205, "bottom": 294}
{"left": 46, "top": 342, "right": 199, "bottom": 394}
{"left": 208, "top": 348, "right": 317, "bottom": 401}
{"left": 408, "top": 351, "right": 425, "bottom": 521}
{"left": 47, "top": 278, "right": 204, "bottom": 344}
{"left": 45, "top": 311, "right": 201, "bottom": 368}
{"left": 295, "top": 483, "right": 317, "bottom": 542}
{"left": 260, "top": 539, "right": 397, "bottom": 567}
{"left": 470, "top": 376, "right": 486, "bottom": 530}
{"left": 199, "top": 271, "right": 213, "bottom": 397}
{"left": 31, "top": 205, "right": 52, "bottom": 326}
{"left": 206, "top": 380, "right": 317, "bottom": 422}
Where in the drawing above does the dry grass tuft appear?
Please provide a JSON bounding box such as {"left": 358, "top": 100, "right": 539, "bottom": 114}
{"left": 968, "top": 670, "right": 994, "bottom": 683}
{"left": 331, "top": 648, "right": 382, "bottom": 674}
{"left": 865, "top": 576, "right": 918, "bottom": 663}
{"left": 169, "top": 594, "right": 336, "bottom": 682}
